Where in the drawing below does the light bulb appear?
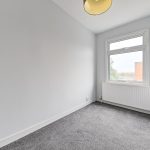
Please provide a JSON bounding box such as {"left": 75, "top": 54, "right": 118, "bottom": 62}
{"left": 83, "top": 0, "right": 112, "bottom": 15}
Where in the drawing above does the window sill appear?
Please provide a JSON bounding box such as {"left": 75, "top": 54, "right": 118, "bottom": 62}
{"left": 105, "top": 81, "right": 149, "bottom": 88}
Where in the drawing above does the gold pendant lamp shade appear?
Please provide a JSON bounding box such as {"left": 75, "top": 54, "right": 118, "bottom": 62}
{"left": 83, "top": 0, "right": 112, "bottom": 15}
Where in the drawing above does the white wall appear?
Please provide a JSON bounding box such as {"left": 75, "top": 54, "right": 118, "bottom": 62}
{"left": 96, "top": 16, "right": 150, "bottom": 110}
{"left": 0, "top": 0, "right": 96, "bottom": 146}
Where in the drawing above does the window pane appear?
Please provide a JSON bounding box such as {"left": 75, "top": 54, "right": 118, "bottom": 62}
{"left": 110, "top": 36, "right": 143, "bottom": 51}
{"left": 110, "top": 51, "right": 143, "bottom": 82}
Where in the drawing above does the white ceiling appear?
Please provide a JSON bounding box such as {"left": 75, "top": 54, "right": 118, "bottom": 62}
{"left": 51, "top": 0, "right": 150, "bottom": 33}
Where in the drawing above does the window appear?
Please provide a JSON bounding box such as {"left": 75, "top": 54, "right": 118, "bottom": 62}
{"left": 109, "top": 36, "right": 143, "bottom": 50}
{"left": 106, "top": 30, "right": 149, "bottom": 84}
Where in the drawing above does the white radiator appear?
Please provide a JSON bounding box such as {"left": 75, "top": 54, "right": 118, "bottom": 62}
{"left": 102, "top": 83, "right": 150, "bottom": 111}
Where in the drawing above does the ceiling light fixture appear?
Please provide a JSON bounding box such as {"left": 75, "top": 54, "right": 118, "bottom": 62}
{"left": 83, "top": 0, "right": 112, "bottom": 15}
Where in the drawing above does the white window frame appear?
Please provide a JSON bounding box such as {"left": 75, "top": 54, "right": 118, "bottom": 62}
{"left": 105, "top": 29, "right": 150, "bottom": 86}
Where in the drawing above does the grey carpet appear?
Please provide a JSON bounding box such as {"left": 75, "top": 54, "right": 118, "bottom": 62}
{"left": 1, "top": 102, "right": 150, "bottom": 150}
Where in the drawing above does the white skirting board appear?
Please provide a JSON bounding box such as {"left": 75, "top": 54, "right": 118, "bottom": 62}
{"left": 98, "top": 99, "right": 150, "bottom": 115}
{"left": 0, "top": 100, "right": 93, "bottom": 148}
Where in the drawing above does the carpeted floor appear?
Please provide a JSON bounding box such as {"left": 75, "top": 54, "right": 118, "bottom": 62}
{"left": 1, "top": 102, "right": 150, "bottom": 150}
